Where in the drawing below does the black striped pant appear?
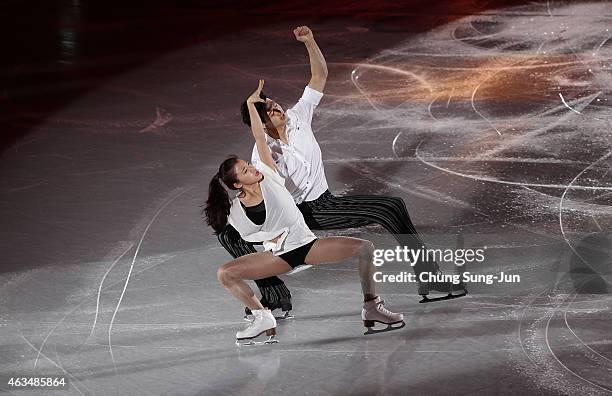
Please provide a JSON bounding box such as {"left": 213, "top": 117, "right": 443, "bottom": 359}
{"left": 297, "top": 190, "right": 424, "bottom": 245}
{"left": 217, "top": 190, "right": 436, "bottom": 309}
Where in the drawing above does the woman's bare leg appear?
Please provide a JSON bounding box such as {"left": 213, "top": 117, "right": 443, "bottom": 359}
{"left": 304, "top": 237, "right": 376, "bottom": 301}
{"left": 217, "top": 251, "right": 292, "bottom": 310}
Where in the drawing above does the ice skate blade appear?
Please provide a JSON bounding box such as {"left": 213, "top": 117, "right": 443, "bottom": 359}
{"left": 418, "top": 290, "right": 468, "bottom": 303}
{"left": 236, "top": 335, "right": 279, "bottom": 347}
{"left": 236, "top": 328, "right": 278, "bottom": 347}
{"left": 275, "top": 311, "right": 294, "bottom": 320}
{"left": 363, "top": 321, "right": 405, "bottom": 335}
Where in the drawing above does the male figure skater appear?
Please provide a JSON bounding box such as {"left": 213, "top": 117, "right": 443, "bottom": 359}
{"left": 217, "top": 26, "right": 466, "bottom": 317}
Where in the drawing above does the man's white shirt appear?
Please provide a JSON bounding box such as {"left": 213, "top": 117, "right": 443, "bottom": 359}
{"left": 251, "top": 86, "right": 328, "bottom": 204}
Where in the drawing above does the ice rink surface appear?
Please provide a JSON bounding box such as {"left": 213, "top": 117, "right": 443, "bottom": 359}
{"left": 1, "top": 1, "right": 611, "bottom": 395}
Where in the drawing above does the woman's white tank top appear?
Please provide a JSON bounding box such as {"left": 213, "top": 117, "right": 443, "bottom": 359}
{"left": 228, "top": 162, "right": 316, "bottom": 255}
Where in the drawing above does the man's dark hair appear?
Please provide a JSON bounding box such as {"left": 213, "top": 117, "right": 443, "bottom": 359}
{"left": 240, "top": 91, "right": 268, "bottom": 127}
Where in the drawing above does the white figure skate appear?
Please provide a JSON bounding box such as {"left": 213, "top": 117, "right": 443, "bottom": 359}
{"left": 236, "top": 309, "right": 279, "bottom": 346}
{"left": 244, "top": 307, "right": 293, "bottom": 322}
{"left": 362, "top": 296, "right": 405, "bottom": 335}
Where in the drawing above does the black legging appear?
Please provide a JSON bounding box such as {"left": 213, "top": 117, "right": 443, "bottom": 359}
{"left": 217, "top": 190, "right": 443, "bottom": 310}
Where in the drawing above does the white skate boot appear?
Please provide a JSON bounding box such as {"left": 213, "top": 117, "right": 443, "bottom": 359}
{"left": 236, "top": 309, "right": 278, "bottom": 346}
{"left": 244, "top": 306, "right": 293, "bottom": 322}
{"left": 361, "top": 296, "right": 405, "bottom": 335}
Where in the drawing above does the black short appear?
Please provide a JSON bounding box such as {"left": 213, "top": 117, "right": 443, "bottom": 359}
{"left": 278, "top": 239, "right": 318, "bottom": 269}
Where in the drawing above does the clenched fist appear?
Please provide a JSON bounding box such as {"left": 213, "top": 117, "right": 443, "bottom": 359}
{"left": 293, "top": 26, "right": 314, "bottom": 42}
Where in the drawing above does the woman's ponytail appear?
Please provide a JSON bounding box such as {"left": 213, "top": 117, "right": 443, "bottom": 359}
{"left": 203, "top": 156, "right": 239, "bottom": 234}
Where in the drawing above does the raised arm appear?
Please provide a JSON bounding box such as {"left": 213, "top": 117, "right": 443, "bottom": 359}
{"left": 294, "top": 26, "right": 328, "bottom": 93}
{"left": 246, "top": 80, "right": 277, "bottom": 172}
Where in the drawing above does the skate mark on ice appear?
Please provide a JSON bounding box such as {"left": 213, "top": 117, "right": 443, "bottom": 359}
{"left": 350, "top": 63, "right": 434, "bottom": 93}
{"left": 446, "top": 87, "right": 455, "bottom": 107}
{"left": 427, "top": 95, "right": 440, "bottom": 121}
{"left": 89, "top": 242, "right": 135, "bottom": 340}
{"left": 391, "top": 132, "right": 402, "bottom": 159}
{"left": 558, "top": 151, "right": 612, "bottom": 277}
{"left": 416, "top": 142, "right": 612, "bottom": 192}
{"left": 518, "top": 289, "right": 577, "bottom": 391}
{"left": 520, "top": 186, "right": 612, "bottom": 216}
{"left": 591, "top": 215, "right": 603, "bottom": 231}
{"left": 517, "top": 286, "right": 557, "bottom": 367}
{"left": 595, "top": 35, "right": 611, "bottom": 54}
{"left": 475, "top": 92, "right": 602, "bottom": 159}
{"left": 334, "top": 156, "right": 481, "bottom": 211}
{"left": 21, "top": 335, "right": 88, "bottom": 396}
{"left": 139, "top": 107, "right": 173, "bottom": 134}
{"left": 519, "top": 282, "right": 612, "bottom": 392}
{"left": 558, "top": 93, "right": 583, "bottom": 115}
{"left": 31, "top": 249, "right": 178, "bottom": 375}
{"left": 3, "top": 181, "right": 48, "bottom": 193}
{"left": 563, "top": 294, "right": 612, "bottom": 365}
{"left": 470, "top": 66, "right": 514, "bottom": 136}
{"left": 33, "top": 243, "right": 132, "bottom": 370}
{"left": 413, "top": 58, "right": 607, "bottom": 72}
{"left": 325, "top": 156, "right": 597, "bottom": 166}
{"left": 108, "top": 187, "right": 192, "bottom": 376}
{"left": 350, "top": 69, "right": 382, "bottom": 112}
{"left": 545, "top": 296, "right": 612, "bottom": 393}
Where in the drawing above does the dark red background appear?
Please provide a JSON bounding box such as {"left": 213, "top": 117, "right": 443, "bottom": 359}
{"left": 1, "top": 0, "right": 532, "bottom": 151}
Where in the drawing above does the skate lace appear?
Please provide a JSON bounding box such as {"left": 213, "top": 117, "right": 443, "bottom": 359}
{"left": 376, "top": 299, "right": 392, "bottom": 315}
{"left": 243, "top": 312, "right": 263, "bottom": 330}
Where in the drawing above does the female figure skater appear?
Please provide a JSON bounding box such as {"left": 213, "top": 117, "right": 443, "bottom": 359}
{"left": 204, "top": 80, "right": 404, "bottom": 345}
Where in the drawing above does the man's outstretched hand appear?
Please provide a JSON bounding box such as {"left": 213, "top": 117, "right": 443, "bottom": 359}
{"left": 293, "top": 26, "right": 314, "bottom": 42}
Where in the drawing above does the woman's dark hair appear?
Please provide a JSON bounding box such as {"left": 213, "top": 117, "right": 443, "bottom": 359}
{"left": 240, "top": 91, "right": 268, "bottom": 127}
{"left": 204, "top": 155, "right": 240, "bottom": 234}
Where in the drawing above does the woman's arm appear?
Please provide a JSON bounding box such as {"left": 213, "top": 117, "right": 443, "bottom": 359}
{"left": 246, "top": 80, "right": 277, "bottom": 172}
